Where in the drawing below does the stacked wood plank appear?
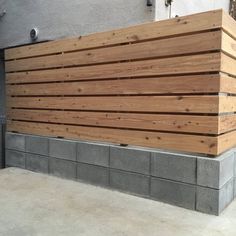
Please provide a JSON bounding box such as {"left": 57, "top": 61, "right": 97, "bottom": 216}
{"left": 5, "top": 9, "right": 236, "bottom": 155}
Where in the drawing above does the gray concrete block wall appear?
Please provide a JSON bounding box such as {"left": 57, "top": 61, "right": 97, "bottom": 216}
{"left": 5, "top": 132, "right": 236, "bottom": 215}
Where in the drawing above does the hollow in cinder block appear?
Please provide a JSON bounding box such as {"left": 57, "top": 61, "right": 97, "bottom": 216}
{"left": 150, "top": 177, "right": 196, "bottom": 210}
{"left": 77, "top": 142, "right": 109, "bottom": 167}
{"left": 49, "top": 138, "right": 76, "bottom": 161}
{"left": 49, "top": 157, "right": 76, "bottom": 180}
{"left": 26, "top": 153, "right": 48, "bottom": 174}
{"left": 26, "top": 135, "right": 49, "bottom": 156}
{"left": 5, "top": 149, "right": 26, "bottom": 168}
{"left": 196, "top": 179, "right": 234, "bottom": 215}
{"left": 110, "top": 146, "right": 150, "bottom": 175}
{"left": 151, "top": 152, "right": 196, "bottom": 184}
{"left": 110, "top": 169, "right": 150, "bottom": 196}
{"left": 6, "top": 132, "right": 25, "bottom": 152}
{"left": 77, "top": 163, "right": 109, "bottom": 187}
{"left": 197, "top": 150, "right": 234, "bottom": 189}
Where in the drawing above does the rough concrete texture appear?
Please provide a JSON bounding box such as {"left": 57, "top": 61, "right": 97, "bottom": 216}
{"left": 49, "top": 157, "right": 77, "bottom": 180}
{"left": 110, "top": 146, "right": 150, "bottom": 175}
{"left": 77, "top": 142, "right": 109, "bottom": 167}
{"left": 77, "top": 163, "right": 109, "bottom": 187}
{"left": 0, "top": 167, "right": 236, "bottom": 236}
{"left": 197, "top": 151, "right": 234, "bottom": 189}
{"left": 150, "top": 177, "right": 196, "bottom": 210}
{"left": 169, "top": 0, "right": 229, "bottom": 18}
{"left": 151, "top": 152, "right": 196, "bottom": 184}
{"left": 196, "top": 179, "right": 234, "bottom": 215}
{"left": 5, "top": 133, "right": 25, "bottom": 152}
{"left": 5, "top": 132, "right": 236, "bottom": 215}
{"left": 0, "top": 0, "right": 230, "bottom": 49}
{"left": 49, "top": 138, "right": 76, "bottom": 161}
{"left": 0, "top": 0, "right": 155, "bottom": 49}
{"left": 26, "top": 135, "right": 49, "bottom": 156}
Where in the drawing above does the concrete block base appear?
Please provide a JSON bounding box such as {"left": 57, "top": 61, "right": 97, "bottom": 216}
{"left": 5, "top": 132, "right": 236, "bottom": 215}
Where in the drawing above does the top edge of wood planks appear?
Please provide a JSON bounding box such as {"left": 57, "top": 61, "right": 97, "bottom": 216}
{"left": 4, "top": 9, "right": 236, "bottom": 61}
{"left": 5, "top": 10, "right": 236, "bottom": 156}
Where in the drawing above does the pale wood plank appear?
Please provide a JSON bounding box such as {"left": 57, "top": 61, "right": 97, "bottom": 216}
{"left": 7, "top": 109, "right": 219, "bottom": 134}
{"left": 6, "top": 74, "right": 221, "bottom": 96}
{"left": 222, "top": 10, "right": 236, "bottom": 40}
{"left": 219, "top": 96, "right": 236, "bottom": 113}
{"left": 220, "top": 73, "right": 236, "bottom": 94}
{"left": 6, "top": 53, "right": 221, "bottom": 84}
{"left": 222, "top": 31, "right": 236, "bottom": 59}
{"left": 218, "top": 130, "right": 236, "bottom": 154}
{"left": 5, "top": 31, "right": 221, "bottom": 72}
{"left": 219, "top": 114, "right": 236, "bottom": 134}
{"left": 5, "top": 10, "right": 223, "bottom": 60}
{"left": 6, "top": 96, "right": 219, "bottom": 113}
{"left": 6, "top": 120, "right": 218, "bottom": 155}
{"left": 221, "top": 53, "right": 236, "bottom": 76}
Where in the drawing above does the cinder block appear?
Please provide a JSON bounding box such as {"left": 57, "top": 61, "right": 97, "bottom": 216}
{"left": 150, "top": 177, "right": 196, "bottom": 210}
{"left": 49, "top": 138, "right": 76, "bottom": 161}
{"left": 196, "top": 179, "right": 234, "bottom": 215}
{"left": 197, "top": 151, "right": 234, "bottom": 189}
{"left": 5, "top": 149, "right": 25, "bottom": 168}
{"left": 49, "top": 157, "right": 76, "bottom": 180}
{"left": 26, "top": 153, "right": 48, "bottom": 174}
{"left": 77, "top": 163, "right": 109, "bottom": 187}
{"left": 26, "top": 135, "right": 49, "bottom": 156}
{"left": 110, "top": 169, "right": 149, "bottom": 196}
{"left": 77, "top": 142, "right": 109, "bottom": 167}
{"left": 110, "top": 146, "right": 150, "bottom": 175}
{"left": 151, "top": 152, "right": 196, "bottom": 184}
{"left": 6, "top": 132, "right": 25, "bottom": 151}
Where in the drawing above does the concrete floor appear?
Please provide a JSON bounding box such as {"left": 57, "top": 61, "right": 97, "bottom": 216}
{"left": 0, "top": 168, "right": 235, "bottom": 236}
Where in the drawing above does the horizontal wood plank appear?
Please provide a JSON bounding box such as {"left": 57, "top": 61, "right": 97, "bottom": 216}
{"left": 6, "top": 120, "right": 218, "bottom": 155}
{"left": 220, "top": 73, "right": 236, "bottom": 94}
{"left": 5, "top": 10, "right": 223, "bottom": 60}
{"left": 6, "top": 74, "right": 221, "bottom": 96}
{"left": 6, "top": 53, "right": 221, "bottom": 84}
{"left": 219, "top": 114, "right": 236, "bottom": 134}
{"left": 221, "top": 53, "right": 236, "bottom": 76}
{"left": 222, "top": 31, "right": 236, "bottom": 59}
{"left": 218, "top": 130, "right": 236, "bottom": 154}
{"left": 7, "top": 109, "right": 219, "bottom": 134}
{"left": 7, "top": 96, "right": 219, "bottom": 113}
{"left": 222, "top": 10, "right": 236, "bottom": 40}
{"left": 219, "top": 96, "right": 236, "bottom": 113}
{"left": 5, "top": 31, "right": 221, "bottom": 72}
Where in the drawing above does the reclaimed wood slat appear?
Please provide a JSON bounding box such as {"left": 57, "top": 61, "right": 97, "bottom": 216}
{"left": 5, "top": 10, "right": 223, "bottom": 60}
{"left": 7, "top": 120, "right": 218, "bottom": 155}
{"left": 6, "top": 109, "right": 219, "bottom": 134}
{"left": 5, "top": 31, "right": 221, "bottom": 72}
{"left": 6, "top": 53, "right": 221, "bottom": 84}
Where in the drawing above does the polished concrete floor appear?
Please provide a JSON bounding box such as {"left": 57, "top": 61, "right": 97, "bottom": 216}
{"left": 0, "top": 168, "right": 235, "bottom": 236}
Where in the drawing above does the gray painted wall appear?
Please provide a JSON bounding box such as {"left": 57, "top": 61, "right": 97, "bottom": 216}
{"left": 0, "top": 0, "right": 155, "bottom": 49}
{"left": 0, "top": 0, "right": 231, "bottom": 49}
